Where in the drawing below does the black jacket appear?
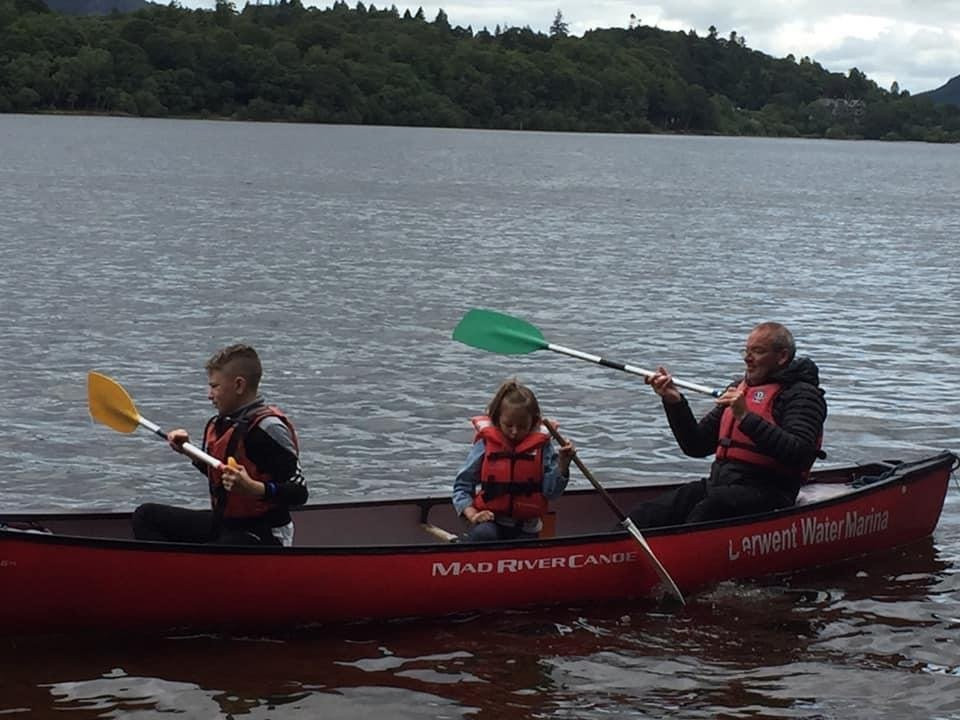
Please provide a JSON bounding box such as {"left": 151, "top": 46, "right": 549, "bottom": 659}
{"left": 194, "top": 400, "right": 308, "bottom": 527}
{"left": 663, "top": 357, "right": 827, "bottom": 499}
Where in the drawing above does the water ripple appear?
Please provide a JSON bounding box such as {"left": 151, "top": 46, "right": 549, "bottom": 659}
{"left": 2, "top": 117, "right": 959, "bottom": 720}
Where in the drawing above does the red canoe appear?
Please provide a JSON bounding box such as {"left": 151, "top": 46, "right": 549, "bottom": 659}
{"left": 0, "top": 451, "right": 955, "bottom": 638}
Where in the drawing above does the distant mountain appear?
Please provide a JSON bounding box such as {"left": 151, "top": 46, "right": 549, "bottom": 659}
{"left": 917, "top": 74, "right": 960, "bottom": 107}
{"left": 44, "top": 0, "right": 148, "bottom": 14}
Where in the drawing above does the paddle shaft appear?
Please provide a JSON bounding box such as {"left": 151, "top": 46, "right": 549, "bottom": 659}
{"left": 544, "top": 422, "right": 685, "bottom": 605}
{"left": 549, "top": 426, "right": 627, "bottom": 523}
{"left": 452, "top": 309, "right": 722, "bottom": 398}
{"left": 136, "top": 415, "right": 223, "bottom": 469}
{"left": 546, "top": 341, "right": 721, "bottom": 397}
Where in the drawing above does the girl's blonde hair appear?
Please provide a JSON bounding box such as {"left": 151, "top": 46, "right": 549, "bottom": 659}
{"left": 486, "top": 379, "right": 541, "bottom": 426}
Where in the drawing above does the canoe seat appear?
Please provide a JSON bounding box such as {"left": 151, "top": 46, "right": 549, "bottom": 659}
{"left": 795, "top": 483, "right": 853, "bottom": 505}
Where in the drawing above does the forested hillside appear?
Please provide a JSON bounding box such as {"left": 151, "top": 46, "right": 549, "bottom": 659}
{"left": 917, "top": 75, "right": 960, "bottom": 108}
{"left": 2, "top": 0, "right": 958, "bottom": 141}
{"left": 43, "top": 0, "right": 148, "bottom": 14}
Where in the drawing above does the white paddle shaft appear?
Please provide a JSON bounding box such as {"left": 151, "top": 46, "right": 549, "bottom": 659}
{"left": 546, "top": 342, "right": 721, "bottom": 397}
{"left": 137, "top": 415, "right": 224, "bottom": 469}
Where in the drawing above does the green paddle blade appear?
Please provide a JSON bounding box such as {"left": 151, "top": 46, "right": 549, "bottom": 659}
{"left": 87, "top": 371, "right": 141, "bottom": 433}
{"left": 452, "top": 309, "right": 549, "bottom": 355}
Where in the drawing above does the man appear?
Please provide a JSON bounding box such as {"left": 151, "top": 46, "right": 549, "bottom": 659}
{"left": 629, "top": 322, "right": 826, "bottom": 527}
{"left": 132, "top": 344, "right": 307, "bottom": 546}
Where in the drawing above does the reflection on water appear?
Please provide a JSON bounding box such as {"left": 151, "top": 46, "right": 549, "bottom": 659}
{"left": 1, "top": 539, "right": 957, "bottom": 719}
{"left": 0, "top": 544, "right": 951, "bottom": 719}
{"left": 46, "top": 677, "right": 475, "bottom": 720}
{"left": 1, "top": 116, "right": 959, "bottom": 718}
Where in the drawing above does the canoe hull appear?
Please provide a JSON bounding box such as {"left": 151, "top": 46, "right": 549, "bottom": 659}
{"left": 0, "top": 451, "right": 954, "bottom": 637}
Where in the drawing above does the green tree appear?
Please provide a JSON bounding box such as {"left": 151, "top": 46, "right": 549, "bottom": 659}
{"left": 846, "top": 67, "right": 871, "bottom": 99}
{"left": 549, "top": 9, "right": 568, "bottom": 38}
{"left": 0, "top": 1, "right": 956, "bottom": 141}
{"left": 214, "top": 0, "right": 235, "bottom": 26}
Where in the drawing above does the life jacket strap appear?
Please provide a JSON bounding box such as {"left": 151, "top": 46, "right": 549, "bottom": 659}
{"left": 480, "top": 479, "right": 540, "bottom": 501}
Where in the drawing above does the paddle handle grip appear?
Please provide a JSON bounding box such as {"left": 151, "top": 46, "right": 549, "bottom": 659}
{"left": 546, "top": 342, "right": 722, "bottom": 397}
{"left": 138, "top": 416, "right": 224, "bottom": 469}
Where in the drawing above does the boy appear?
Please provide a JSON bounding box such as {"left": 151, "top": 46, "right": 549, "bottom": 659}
{"left": 132, "top": 344, "right": 307, "bottom": 546}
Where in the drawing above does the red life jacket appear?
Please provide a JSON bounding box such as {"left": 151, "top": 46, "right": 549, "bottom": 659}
{"left": 470, "top": 415, "right": 549, "bottom": 521}
{"left": 203, "top": 404, "right": 299, "bottom": 520}
{"left": 716, "top": 381, "right": 820, "bottom": 480}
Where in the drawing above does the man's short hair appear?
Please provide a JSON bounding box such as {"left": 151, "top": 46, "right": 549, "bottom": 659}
{"left": 754, "top": 322, "right": 796, "bottom": 361}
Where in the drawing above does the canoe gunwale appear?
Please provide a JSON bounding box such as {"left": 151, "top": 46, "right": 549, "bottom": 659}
{"left": 1, "top": 450, "right": 955, "bottom": 555}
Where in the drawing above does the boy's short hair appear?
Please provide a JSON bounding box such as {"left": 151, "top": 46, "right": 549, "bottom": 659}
{"left": 206, "top": 344, "right": 262, "bottom": 391}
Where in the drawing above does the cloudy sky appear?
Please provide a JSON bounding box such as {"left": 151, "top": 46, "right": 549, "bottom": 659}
{"left": 186, "top": 1, "right": 960, "bottom": 94}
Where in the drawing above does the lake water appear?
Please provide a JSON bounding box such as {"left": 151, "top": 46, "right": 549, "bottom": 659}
{"left": 1, "top": 115, "right": 959, "bottom": 718}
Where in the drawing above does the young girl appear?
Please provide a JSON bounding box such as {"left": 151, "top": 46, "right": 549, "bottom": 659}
{"left": 452, "top": 379, "right": 575, "bottom": 542}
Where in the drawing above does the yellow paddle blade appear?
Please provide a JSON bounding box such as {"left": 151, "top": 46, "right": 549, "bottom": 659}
{"left": 87, "top": 371, "right": 141, "bottom": 433}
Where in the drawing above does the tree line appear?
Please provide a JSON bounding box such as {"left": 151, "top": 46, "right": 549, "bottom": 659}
{"left": 1, "top": 0, "right": 958, "bottom": 141}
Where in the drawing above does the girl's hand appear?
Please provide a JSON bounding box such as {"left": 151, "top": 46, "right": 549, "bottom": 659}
{"left": 557, "top": 440, "right": 576, "bottom": 475}
{"left": 464, "top": 506, "right": 494, "bottom": 525}
{"left": 544, "top": 419, "right": 576, "bottom": 475}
